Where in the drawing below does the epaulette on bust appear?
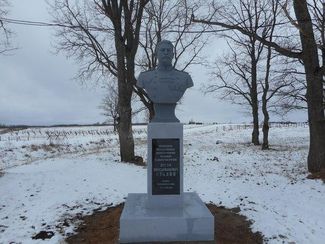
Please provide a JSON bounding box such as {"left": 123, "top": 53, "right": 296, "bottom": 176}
{"left": 175, "top": 69, "right": 189, "bottom": 74}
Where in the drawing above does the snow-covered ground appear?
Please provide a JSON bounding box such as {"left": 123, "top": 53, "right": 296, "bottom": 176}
{"left": 0, "top": 126, "right": 147, "bottom": 170}
{"left": 0, "top": 124, "right": 324, "bottom": 243}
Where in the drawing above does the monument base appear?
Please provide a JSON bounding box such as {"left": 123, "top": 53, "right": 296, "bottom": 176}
{"left": 119, "top": 192, "right": 214, "bottom": 243}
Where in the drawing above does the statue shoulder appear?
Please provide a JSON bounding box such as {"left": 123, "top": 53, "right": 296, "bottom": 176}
{"left": 174, "top": 69, "right": 186, "bottom": 74}
{"left": 174, "top": 69, "right": 190, "bottom": 78}
{"left": 137, "top": 69, "right": 155, "bottom": 88}
{"left": 175, "top": 69, "right": 193, "bottom": 88}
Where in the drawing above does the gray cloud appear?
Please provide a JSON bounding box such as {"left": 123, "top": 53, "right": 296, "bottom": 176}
{"left": 0, "top": 0, "right": 106, "bottom": 125}
{"left": 0, "top": 0, "right": 306, "bottom": 126}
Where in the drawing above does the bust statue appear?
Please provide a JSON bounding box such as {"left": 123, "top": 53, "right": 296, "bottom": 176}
{"left": 137, "top": 40, "right": 193, "bottom": 122}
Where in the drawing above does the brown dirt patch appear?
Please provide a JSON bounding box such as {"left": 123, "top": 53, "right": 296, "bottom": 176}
{"left": 65, "top": 203, "right": 263, "bottom": 244}
{"left": 307, "top": 169, "right": 325, "bottom": 183}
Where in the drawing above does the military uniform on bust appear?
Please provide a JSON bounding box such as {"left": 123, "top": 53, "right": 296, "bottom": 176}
{"left": 137, "top": 40, "right": 193, "bottom": 122}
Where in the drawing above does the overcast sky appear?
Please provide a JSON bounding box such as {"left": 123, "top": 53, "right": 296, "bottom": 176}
{"left": 0, "top": 0, "right": 306, "bottom": 126}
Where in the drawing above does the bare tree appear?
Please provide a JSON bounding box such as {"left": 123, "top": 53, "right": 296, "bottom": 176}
{"left": 292, "top": 0, "right": 325, "bottom": 172}
{"left": 193, "top": 0, "right": 325, "bottom": 173}
{"left": 0, "top": 0, "right": 13, "bottom": 54}
{"left": 275, "top": 0, "right": 325, "bottom": 115}
{"left": 205, "top": 0, "right": 299, "bottom": 149}
{"left": 206, "top": 40, "right": 261, "bottom": 145}
{"left": 134, "top": 0, "right": 209, "bottom": 121}
{"left": 204, "top": 0, "right": 281, "bottom": 146}
{"left": 100, "top": 81, "right": 146, "bottom": 131}
{"left": 273, "top": 61, "right": 307, "bottom": 114}
{"left": 97, "top": 0, "right": 149, "bottom": 163}
{"left": 50, "top": 0, "right": 149, "bottom": 163}
{"left": 259, "top": 55, "right": 297, "bottom": 149}
{"left": 260, "top": 0, "right": 283, "bottom": 150}
{"left": 99, "top": 83, "right": 119, "bottom": 131}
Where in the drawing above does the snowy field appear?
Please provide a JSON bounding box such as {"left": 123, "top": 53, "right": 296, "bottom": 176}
{"left": 0, "top": 124, "right": 324, "bottom": 243}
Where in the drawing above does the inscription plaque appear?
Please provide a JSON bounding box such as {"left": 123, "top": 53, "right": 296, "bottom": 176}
{"left": 152, "top": 139, "right": 180, "bottom": 195}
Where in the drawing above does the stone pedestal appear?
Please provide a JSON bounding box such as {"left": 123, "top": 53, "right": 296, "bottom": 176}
{"left": 147, "top": 123, "right": 183, "bottom": 208}
{"left": 119, "top": 193, "right": 214, "bottom": 243}
{"left": 119, "top": 123, "right": 214, "bottom": 243}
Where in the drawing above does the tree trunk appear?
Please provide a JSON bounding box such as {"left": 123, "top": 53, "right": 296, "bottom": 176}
{"left": 115, "top": 40, "right": 135, "bottom": 162}
{"left": 262, "top": 43, "right": 273, "bottom": 150}
{"left": 252, "top": 103, "right": 260, "bottom": 145}
{"left": 261, "top": 66, "right": 270, "bottom": 150}
{"left": 294, "top": 0, "right": 325, "bottom": 172}
{"left": 117, "top": 83, "right": 135, "bottom": 162}
{"left": 251, "top": 50, "right": 260, "bottom": 145}
{"left": 148, "top": 102, "right": 155, "bottom": 122}
{"left": 113, "top": 117, "right": 118, "bottom": 132}
{"left": 262, "top": 103, "right": 269, "bottom": 150}
{"left": 108, "top": 0, "right": 148, "bottom": 163}
{"left": 133, "top": 81, "right": 155, "bottom": 122}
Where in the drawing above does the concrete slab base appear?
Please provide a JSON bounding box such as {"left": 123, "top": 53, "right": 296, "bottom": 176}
{"left": 119, "top": 192, "right": 214, "bottom": 243}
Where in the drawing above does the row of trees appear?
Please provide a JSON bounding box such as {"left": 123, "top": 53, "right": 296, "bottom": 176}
{"left": 1, "top": 0, "right": 324, "bottom": 173}
{"left": 193, "top": 0, "right": 325, "bottom": 172}
{"left": 201, "top": 0, "right": 304, "bottom": 150}
{"left": 49, "top": 0, "right": 324, "bottom": 173}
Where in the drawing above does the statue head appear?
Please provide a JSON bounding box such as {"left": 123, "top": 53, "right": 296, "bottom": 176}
{"left": 156, "top": 40, "right": 174, "bottom": 67}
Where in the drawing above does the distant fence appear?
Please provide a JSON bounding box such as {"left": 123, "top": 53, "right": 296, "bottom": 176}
{"left": 0, "top": 128, "right": 116, "bottom": 142}
{"left": 0, "top": 123, "right": 307, "bottom": 142}
{"left": 215, "top": 122, "right": 308, "bottom": 132}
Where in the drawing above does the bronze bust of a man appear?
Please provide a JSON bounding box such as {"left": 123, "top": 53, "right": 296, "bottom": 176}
{"left": 137, "top": 40, "right": 193, "bottom": 122}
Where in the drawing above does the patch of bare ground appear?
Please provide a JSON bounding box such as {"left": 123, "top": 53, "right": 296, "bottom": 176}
{"left": 65, "top": 203, "right": 263, "bottom": 244}
{"left": 307, "top": 169, "right": 325, "bottom": 183}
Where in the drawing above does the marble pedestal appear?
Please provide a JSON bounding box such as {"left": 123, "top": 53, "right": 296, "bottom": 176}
{"left": 119, "top": 123, "right": 214, "bottom": 243}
